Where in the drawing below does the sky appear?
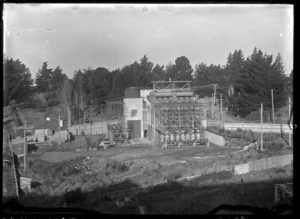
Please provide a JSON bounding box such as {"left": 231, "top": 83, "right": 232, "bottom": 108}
{"left": 4, "top": 4, "right": 293, "bottom": 79}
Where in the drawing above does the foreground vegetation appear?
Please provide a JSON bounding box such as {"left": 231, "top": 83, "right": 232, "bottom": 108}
{"left": 18, "top": 165, "right": 292, "bottom": 214}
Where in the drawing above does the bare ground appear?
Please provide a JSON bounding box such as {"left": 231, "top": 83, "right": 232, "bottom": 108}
{"left": 26, "top": 138, "right": 293, "bottom": 198}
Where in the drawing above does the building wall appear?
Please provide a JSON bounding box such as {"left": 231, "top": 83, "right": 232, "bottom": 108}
{"left": 124, "top": 98, "right": 144, "bottom": 138}
{"left": 69, "top": 120, "right": 120, "bottom": 135}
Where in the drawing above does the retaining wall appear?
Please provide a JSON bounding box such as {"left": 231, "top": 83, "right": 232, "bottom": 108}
{"left": 205, "top": 130, "right": 226, "bottom": 146}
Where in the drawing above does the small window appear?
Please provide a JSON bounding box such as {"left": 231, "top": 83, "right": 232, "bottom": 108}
{"left": 131, "top": 109, "right": 137, "bottom": 117}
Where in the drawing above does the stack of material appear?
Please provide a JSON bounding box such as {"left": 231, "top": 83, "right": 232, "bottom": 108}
{"left": 108, "top": 123, "right": 128, "bottom": 144}
{"left": 74, "top": 157, "right": 93, "bottom": 174}
{"left": 20, "top": 177, "right": 32, "bottom": 193}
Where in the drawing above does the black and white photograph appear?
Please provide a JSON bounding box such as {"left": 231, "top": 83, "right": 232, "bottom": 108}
{"left": 3, "top": 3, "right": 293, "bottom": 215}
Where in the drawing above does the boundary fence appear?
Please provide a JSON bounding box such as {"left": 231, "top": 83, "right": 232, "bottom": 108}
{"left": 234, "top": 154, "right": 293, "bottom": 175}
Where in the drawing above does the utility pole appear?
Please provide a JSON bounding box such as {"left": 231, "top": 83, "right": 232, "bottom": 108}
{"left": 90, "top": 106, "right": 93, "bottom": 149}
{"left": 58, "top": 108, "right": 61, "bottom": 146}
{"left": 24, "top": 120, "right": 27, "bottom": 173}
{"left": 84, "top": 111, "right": 86, "bottom": 124}
{"left": 260, "top": 103, "right": 263, "bottom": 151}
{"left": 288, "top": 97, "right": 292, "bottom": 147}
{"left": 67, "top": 105, "right": 71, "bottom": 141}
{"left": 211, "top": 93, "right": 214, "bottom": 120}
{"left": 220, "top": 94, "right": 223, "bottom": 121}
{"left": 212, "top": 84, "right": 218, "bottom": 120}
{"left": 271, "top": 89, "right": 275, "bottom": 123}
{"left": 67, "top": 105, "right": 71, "bottom": 130}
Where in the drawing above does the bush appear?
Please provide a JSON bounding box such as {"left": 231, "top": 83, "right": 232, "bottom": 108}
{"left": 63, "top": 188, "right": 85, "bottom": 205}
{"left": 264, "top": 138, "right": 287, "bottom": 151}
{"left": 105, "top": 160, "right": 129, "bottom": 173}
{"left": 166, "top": 172, "right": 182, "bottom": 182}
{"left": 219, "top": 128, "right": 226, "bottom": 134}
{"left": 236, "top": 128, "right": 243, "bottom": 133}
{"left": 62, "top": 166, "right": 81, "bottom": 177}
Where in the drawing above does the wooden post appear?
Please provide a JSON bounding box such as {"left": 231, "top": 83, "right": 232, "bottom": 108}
{"left": 90, "top": 122, "right": 92, "bottom": 149}
{"left": 24, "top": 120, "right": 27, "bottom": 173}
{"left": 220, "top": 93, "right": 223, "bottom": 121}
{"left": 211, "top": 93, "right": 214, "bottom": 120}
{"left": 58, "top": 108, "right": 61, "bottom": 146}
{"left": 288, "top": 97, "right": 292, "bottom": 147}
{"left": 153, "top": 103, "right": 156, "bottom": 143}
{"left": 90, "top": 106, "right": 93, "bottom": 149}
{"left": 271, "top": 89, "right": 275, "bottom": 123}
{"left": 212, "top": 84, "right": 218, "bottom": 120}
{"left": 67, "top": 105, "right": 71, "bottom": 130}
{"left": 260, "top": 103, "right": 263, "bottom": 151}
{"left": 67, "top": 105, "right": 71, "bottom": 141}
{"left": 7, "top": 133, "right": 19, "bottom": 200}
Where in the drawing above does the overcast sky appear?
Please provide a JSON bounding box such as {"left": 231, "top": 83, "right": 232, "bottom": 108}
{"left": 4, "top": 4, "right": 293, "bottom": 79}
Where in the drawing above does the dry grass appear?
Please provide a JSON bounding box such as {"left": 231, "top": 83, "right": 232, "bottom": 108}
{"left": 26, "top": 134, "right": 292, "bottom": 207}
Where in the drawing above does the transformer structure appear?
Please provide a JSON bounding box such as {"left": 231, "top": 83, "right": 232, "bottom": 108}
{"left": 148, "top": 81, "right": 213, "bottom": 148}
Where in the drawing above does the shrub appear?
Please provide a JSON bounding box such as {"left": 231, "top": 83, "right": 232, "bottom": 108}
{"left": 264, "top": 138, "right": 287, "bottom": 151}
{"left": 63, "top": 188, "right": 85, "bottom": 205}
{"left": 219, "top": 128, "right": 226, "bottom": 134}
{"left": 236, "top": 128, "right": 243, "bottom": 133}
{"left": 275, "top": 168, "right": 286, "bottom": 173}
{"left": 117, "top": 163, "right": 129, "bottom": 173}
{"left": 62, "top": 167, "right": 81, "bottom": 177}
{"left": 166, "top": 172, "right": 182, "bottom": 182}
{"left": 105, "top": 160, "right": 129, "bottom": 173}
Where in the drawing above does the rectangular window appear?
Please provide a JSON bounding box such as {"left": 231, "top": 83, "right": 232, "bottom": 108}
{"left": 131, "top": 109, "right": 137, "bottom": 117}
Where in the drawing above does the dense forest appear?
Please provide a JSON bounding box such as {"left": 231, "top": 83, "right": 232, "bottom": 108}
{"left": 3, "top": 47, "right": 293, "bottom": 118}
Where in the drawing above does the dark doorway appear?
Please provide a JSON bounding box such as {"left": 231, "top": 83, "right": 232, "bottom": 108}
{"left": 127, "top": 120, "right": 141, "bottom": 139}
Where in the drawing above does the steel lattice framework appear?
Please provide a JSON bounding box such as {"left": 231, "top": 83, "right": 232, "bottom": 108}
{"left": 149, "top": 81, "right": 211, "bottom": 147}
{"left": 155, "top": 102, "right": 205, "bottom": 132}
{"left": 154, "top": 101, "right": 207, "bottom": 146}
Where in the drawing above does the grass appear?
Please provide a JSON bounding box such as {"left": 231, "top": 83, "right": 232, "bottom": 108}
{"left": 207, "top": 126, "right": 291, "bottom": 152}
{"left": 18, "top": 162, "right": 292, "bottom": 214}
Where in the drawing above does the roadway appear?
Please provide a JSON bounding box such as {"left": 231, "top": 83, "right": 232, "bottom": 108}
{"left": 223, "top": 123, "right": 293, "bottom": 133}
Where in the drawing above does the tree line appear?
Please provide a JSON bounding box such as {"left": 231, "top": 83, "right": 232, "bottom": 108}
{"left": 3, "top": 47, "right": 293, "bottom": 118}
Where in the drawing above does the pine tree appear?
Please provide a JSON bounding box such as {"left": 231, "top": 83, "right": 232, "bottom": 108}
{"left": 3, "top": 57, "right": 33, "bottom": 105}
{"left": 174, "top": 56, "right": 193, "bottom": 81}
{"left": 152, "top": 64, "right": 165, "bottom": 81}
{"left": 138, "top": 55, "right": 153, "bottom": 88}
{"left": 232, "top": 48, "right": 288, "bottom": 117}
{"left": 51, "top": 66, "right": 65, "bottom": 91}
{"left": 226, "top": 49, "right": 245, "bottom": 83}
{"left": 35, "top": 62, "right": 53, "bottom": 93}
